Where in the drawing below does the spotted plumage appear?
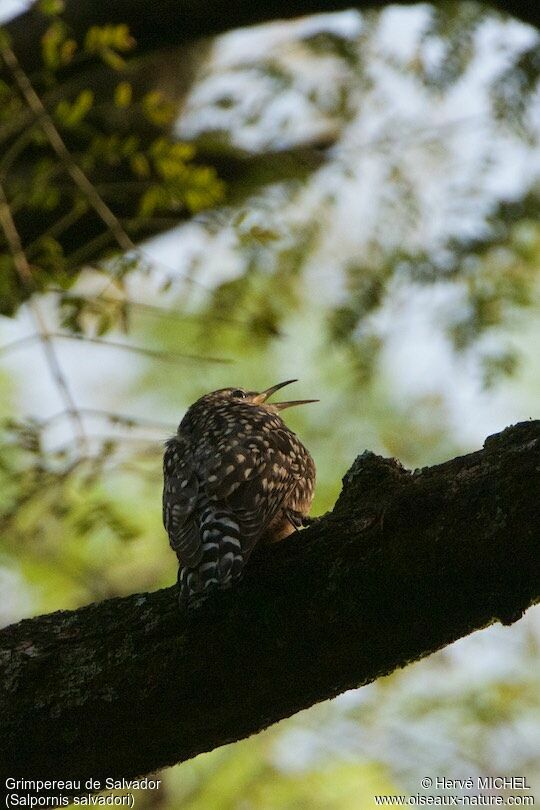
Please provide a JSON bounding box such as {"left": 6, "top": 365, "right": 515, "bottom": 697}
{"left": 163, "top": 380, "right": 317, "bottom": 607}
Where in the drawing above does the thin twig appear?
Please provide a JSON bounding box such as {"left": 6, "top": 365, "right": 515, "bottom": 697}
{"left": 0, "top": 180, "right": 87, "bottom": 453}
{"left": 0, "top": 45, "right": 237, "bottom": 308}
{"left": 1, "top": 44, "right": 135, "bottom": 254}
{"left": 54, "top": 332, "right": 231, "bottom": 364}
{"left": 25, "top": 201, "right": 88, "bottom": 253}
{"left": 0, "top": 181, "right": 33, "bottom": 286}
{"left": 63, "top": 230, "right": 118, "bottom": 268}
{"left": 41, "top": 407, "right": 177, "bottom": 432}
{"left": 0, "top": 43, "right": 263, "bottom": 327}
{"left": 1, "top": 328, "right": 229, "bottom": 366}
{"left": 23, "top": 313, "right": 87, "bottom": 452}
{"left": 0, "top": 43, "right": 234, "bottom": 457}
{"left": 0, "top": 124, "right": 40, "bottom": 180}
{"left": 49, "top": 434, "right": 165, "bottom": 456}
{"left": 50, "top": 286, "right": 250, "bottom": 327}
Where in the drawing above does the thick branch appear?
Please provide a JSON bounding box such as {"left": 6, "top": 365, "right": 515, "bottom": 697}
{"left": 0, "top": 420, "right": 538, "bottom": 786}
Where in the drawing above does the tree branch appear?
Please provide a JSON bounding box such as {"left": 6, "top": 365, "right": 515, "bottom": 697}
{"left": 4, "top": 2, "right": 540, "bottom": 77}
{"left": 0, "top": 420, "right": 538, "bottom": 787}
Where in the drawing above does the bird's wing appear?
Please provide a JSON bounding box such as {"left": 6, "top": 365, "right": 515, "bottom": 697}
{"left": 203, "top": 428, "right": 303, "bottom": 553}
{"left": 162, "top": 436, "right": 201, "bottom": 565}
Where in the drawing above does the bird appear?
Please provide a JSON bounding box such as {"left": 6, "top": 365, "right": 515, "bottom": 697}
{"left": 163, "top": 379, "right": 317, "bottom": 607}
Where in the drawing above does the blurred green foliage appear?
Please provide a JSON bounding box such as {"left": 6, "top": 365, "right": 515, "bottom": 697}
{"left": 0, "top": 5, "right": 224, "bottom": 317}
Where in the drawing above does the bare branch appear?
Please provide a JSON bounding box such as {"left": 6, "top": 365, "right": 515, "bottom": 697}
{"left": 0, "top": 45, "right": 136, "bottom": 256}
{"left": 41, "top": 407, "right": 177, "bottom": 433}
{"left": 0, "top": 178, "right": 87, "bottom": 452}
{"left": 52, "top": 287, "right": 255, "bottom": 329}
{"left": 0, "top": 180, "right": 33, "bottom": 287}
{"left": 53, "top": 332, "right": 231, "bottom": 364}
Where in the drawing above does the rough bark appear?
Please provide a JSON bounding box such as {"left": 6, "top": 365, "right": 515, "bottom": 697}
{"left": 0, "top": 420, "right": 538, "bottom": 788}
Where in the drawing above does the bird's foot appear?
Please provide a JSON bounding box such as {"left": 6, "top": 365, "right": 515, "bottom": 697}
{"left": 300, "top": 513, "right": 327, "bottom": 527}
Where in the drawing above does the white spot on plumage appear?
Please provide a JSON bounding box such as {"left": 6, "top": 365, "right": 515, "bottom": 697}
{"left": 218, "top": 517, "right": 240, "bottom": 531}
{"left": 200, "top": 562, "right": 218, "bottom": 573}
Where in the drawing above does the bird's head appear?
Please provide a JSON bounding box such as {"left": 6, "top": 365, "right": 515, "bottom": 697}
{"left": 206, "top": 379, "right": 318, "bottom": 414}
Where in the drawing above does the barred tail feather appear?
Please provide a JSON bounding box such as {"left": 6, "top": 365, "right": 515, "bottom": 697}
{"left": 178, "top": 502, "right": 244, "bottom": 607}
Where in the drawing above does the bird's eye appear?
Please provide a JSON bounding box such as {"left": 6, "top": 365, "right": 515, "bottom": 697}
{"left": 231, "top": 389, "right": 246, "bottom": 399}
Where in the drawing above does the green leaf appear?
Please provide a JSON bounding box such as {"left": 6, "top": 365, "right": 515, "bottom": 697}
{"left": 0, "top": 28, "right": 12, "bottom": 53}
{"left": 37, "top": 0, "right": 65, "bottom": 14}
{"left": 55, "top": 89, "right": 94, "bottom": 127}
{"left": 130, "top": 153, "right": 151, "bottom": 178}
{"left": 84, "top": 24, "right": 135, "bottom": 59}
{"left": 41, "top": 20, "right": 68, "bottom": 70}
{"left": 100, "top": 48, "right": 128, "bottom": 71}
{"left": 114, "top": 81, "right": 132, "bottom": 109}
{"left": 142, "top": 91, "right": 177, "bottom": 127}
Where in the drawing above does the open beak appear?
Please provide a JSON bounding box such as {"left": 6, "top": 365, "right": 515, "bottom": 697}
{"left": 253, "top": 379, "right": 318, "bottom": 409}
{"left": 273, "top": 399, "right": 319, "bottom": 410}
